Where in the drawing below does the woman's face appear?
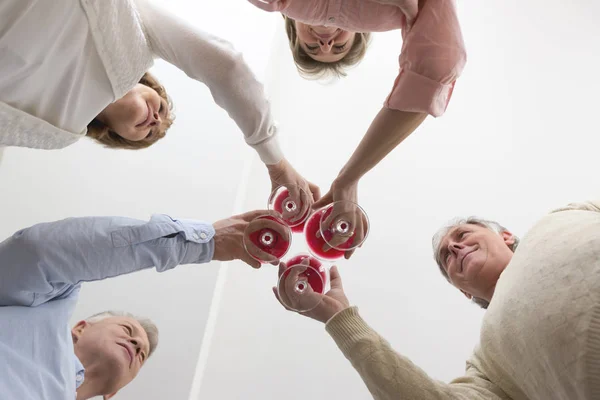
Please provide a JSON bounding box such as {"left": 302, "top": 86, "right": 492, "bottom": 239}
{"left": 97, "top": 84, "right": 169, "bottom": 142}
{"left": 294, "top": 22, "right": 356, "bottom": 63}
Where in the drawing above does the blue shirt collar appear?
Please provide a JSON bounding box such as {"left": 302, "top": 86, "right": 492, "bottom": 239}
{"left": 74, "top": 355, "right": 85, "bottom": 389}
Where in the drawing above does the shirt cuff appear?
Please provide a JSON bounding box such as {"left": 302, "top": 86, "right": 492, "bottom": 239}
{"left": 152, "top": 214, "right": 216, "bottom": 261}
{"left": 325, "top": 306, "right": 377, "bottom": 354}
{"left": 249, "top": 133, "right": 284, "bottom": 165}
{"left": 384, "top": 68, "right": 456, "bottom": 117}
{"left": 168, "top": 217, "right": 215, "bottom": 243}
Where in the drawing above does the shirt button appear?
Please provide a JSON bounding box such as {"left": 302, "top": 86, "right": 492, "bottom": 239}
{"left": 76, "top": 374, "right": 83, "bottom": 382}
{"left": 328, "top": 16, "right": 335, "bottom": 22}
{"left": 200, "top": 232, "right": 208, "bottom": 240}
{"left": 193, "top": 232, "right": 200, "bottom": 240}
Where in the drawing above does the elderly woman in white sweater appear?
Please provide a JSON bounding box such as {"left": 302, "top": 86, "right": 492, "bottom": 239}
{"left": 276, "top": 199, "right": 600, "bottom": 400}
{"left": 0, "top": 0, "right": 316, "bottom": 197}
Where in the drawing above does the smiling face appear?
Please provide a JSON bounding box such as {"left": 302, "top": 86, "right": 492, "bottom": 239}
{"left": 436, "top": 223, "right": 515, "bottom": 301}
{"left": 97, "top": 84, "right": 170, "bottom": 142}
{"left": 282, "top": 17, "right": 371, "bottom": 80}
{"left": 72, "top": 316, "right": 150, "bottom": 397}
{"left": 294, "top": 22, "right": 356, "bottom": 63}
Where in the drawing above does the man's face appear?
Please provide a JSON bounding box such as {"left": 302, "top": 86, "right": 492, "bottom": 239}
{"left": 437, "top": 223, "right": 515, "bottom": 300}
{"left": 72, "top": 316, "right": 150, "bottom": 396}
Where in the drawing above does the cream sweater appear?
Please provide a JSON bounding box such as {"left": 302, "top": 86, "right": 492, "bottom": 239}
{"left": 327, "top": 200, "right": 600, "bottom": 400}
{"left": 0, "top": 0, "right": 282, "bottom": 164}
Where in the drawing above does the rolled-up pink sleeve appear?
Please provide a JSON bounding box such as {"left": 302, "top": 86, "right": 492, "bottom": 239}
{"left": 384, "top": 0, "right": 467, "bottom": 117}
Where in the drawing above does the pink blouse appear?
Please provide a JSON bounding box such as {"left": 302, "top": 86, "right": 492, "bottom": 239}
{"left": 248, "top": 0, "right": 466, "bottom": 117}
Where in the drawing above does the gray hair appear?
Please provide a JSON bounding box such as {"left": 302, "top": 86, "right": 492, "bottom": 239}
{"left": 431, "top": 217, "right": 520, "bottom": 309}
{"left": 87, "top": 311, "right": 159, "bottom": 358}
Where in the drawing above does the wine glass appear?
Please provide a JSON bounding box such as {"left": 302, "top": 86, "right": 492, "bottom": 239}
{"left": 268, "top": 184, "right": 311, "bottom": 233}
{"left": 276, "top": 253, "right": 328, "bottom": 312}
{"left": 243, "top": 214, "right": 292, "bottom": 264}
{"left": 304, "top": 200, "right": 369, "bottom": 261}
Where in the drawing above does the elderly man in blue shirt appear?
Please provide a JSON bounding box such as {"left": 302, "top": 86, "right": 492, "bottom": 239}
{"left": 0, "top": 209, "right": 281, "bottom": 400}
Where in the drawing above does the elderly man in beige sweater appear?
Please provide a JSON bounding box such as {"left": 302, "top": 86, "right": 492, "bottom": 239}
{"left": 275, "top": 199, "right": 600, "bottom": 400}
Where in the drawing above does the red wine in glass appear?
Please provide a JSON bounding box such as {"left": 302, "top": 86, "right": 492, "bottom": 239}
{"left": 283, "top": 254, "right": 327, "bottom": 295}
{"left": 304, "top": 208, "right": 351, "bottom": 260}
{"left": 244, "top": 215, "right": 291, "bottom": 263}
{"left": 277, "top": 253, "right": 328, "bottom": 312}
{"left": 268, "top": 185, "right": 310, "bottom": 232}
{"left": 305, "top": 201, "right": 370, "bottom": 261}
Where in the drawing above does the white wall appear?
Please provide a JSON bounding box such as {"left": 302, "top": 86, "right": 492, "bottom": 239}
{"left": 196, "top": 1, "right": 600, "bottom": 399}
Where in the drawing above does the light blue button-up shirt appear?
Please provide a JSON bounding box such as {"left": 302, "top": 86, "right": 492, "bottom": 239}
{"left": 0, "top": 214, "right": 215, "bottom": 400}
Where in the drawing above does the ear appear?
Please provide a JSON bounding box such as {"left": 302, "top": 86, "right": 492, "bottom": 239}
{"left": 460, "top": 289, "right": 472, "bottom": 300}
{"left": 501, "top": 231, "right": 515, "bottom": 248}
{"left": 71, "top": 320, "right": 88, "bottom": 343}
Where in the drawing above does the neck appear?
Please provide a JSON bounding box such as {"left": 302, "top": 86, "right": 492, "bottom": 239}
{"left": 76, "top": 381, "right": 101, "bottom": 400}
{"left": 74, "top": 348, "right": 108, "bottom": 400}
{"left": 481, "top": 263, "right": 509, "bottom": 303}
{"left": 483, "top": 292, "right": 493, "bottom": 304}
{"left": 482, "top": 283, "right": 497, "bottom": 303}
{"left": 95, "top": 109, "right": 108, "bottom": 125}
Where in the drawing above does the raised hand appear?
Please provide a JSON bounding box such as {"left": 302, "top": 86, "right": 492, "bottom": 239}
{"left": 313, "top": 179, "right": 367, "bottom": 259}
{"left": 273, "top": 262, "right": 350, "bottom": 323}
{"left": 267, "top": 158, "right": 320, "bottom": 220}
{"left": 213, "top": 209, "right": 287, "bottom": 268}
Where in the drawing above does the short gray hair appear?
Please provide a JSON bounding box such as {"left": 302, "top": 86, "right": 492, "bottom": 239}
{"left": 87, "top": 311, "right": 159, "bottom": 358}
{"left": 431, "top": 217, "right": 520, "bottom": 309}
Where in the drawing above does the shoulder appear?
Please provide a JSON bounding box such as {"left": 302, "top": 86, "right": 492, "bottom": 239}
{"left": 550, "top": 199, "right": 600, "bottom": 214}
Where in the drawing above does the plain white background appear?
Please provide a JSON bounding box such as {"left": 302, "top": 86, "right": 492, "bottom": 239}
{"left": 1, "top": 0, "right": 599, "bottom": 399}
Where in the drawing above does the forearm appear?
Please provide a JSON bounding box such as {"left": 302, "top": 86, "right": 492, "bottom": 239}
{"left": 326, "top": 307, "right": 506, "bottom": 400}
{"left": 336, "top": 108, "right": 426, "bottom": 185}
{"left": 349, "top": 0, "right": 465, "bottom": 184}
{"left": 0, "top": 215, "right": 214, "bottom": 306}
{"left": 136, "top": 0, "right": 283, "bottom": 164}
{"left": 213, "top": 50, "right": 284, "bottom": 164}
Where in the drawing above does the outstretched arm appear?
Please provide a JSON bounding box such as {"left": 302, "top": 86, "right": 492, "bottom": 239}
{"left": 316, "top": 0, "right": 466, "bottom": 209}
{"left": 135, "top": 0, "right": 319, "bottom": 203}
{"left": 0, "top": 208, "right": 293, "bottom": 307}
{"left": 327, "top": 307, "right": 508, "bottom": 400}
{"left": 274, "top": 265, "right": 508, "bottom": 400}
{"left": 0, "top": 214, "right": 214, "bottom": 307}
{"left": 136, "top": 0, "right": 283, "bottom": 164}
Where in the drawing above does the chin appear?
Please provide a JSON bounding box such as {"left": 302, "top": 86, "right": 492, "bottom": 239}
{"left": 464, "top": 257, "right": 483, "bottom": 276}
{"left": 105, "top": 351, "right": 129, "bottom": 378}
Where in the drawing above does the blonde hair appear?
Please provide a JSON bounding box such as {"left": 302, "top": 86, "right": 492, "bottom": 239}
{"left": 283, "top": 16, "right": 371, "bottom": 79}
{"left": 87, "top": 310, "right": 159, "bottom": 358}
{"left": 87, "top": 72, "right": 174, "bottom": 150}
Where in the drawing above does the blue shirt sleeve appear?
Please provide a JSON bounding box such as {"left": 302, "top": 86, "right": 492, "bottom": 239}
{"left": 0, "top": 214, "right": 215, "bottom": 307}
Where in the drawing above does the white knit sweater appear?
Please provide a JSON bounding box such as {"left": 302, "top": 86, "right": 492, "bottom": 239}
{"left": 326, "top": 199, "right": 600, "bottom": 400}
{"left": 0, "top": 0, "right": 282, "bottom": 164}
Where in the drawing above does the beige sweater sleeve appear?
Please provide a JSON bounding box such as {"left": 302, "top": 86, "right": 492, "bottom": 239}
{"left": 325, "top": 307, "right": 509, "bottom": 400}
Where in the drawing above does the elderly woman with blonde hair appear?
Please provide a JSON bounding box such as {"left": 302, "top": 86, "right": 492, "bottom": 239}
{"left": 276, "top": 198, "right": 600, "bottom": 400}
{"left": 0, "top": 0, "right": 316, "bottom": 197}
{"left": 248, "top": 0, "right": 466, "bottom": 216}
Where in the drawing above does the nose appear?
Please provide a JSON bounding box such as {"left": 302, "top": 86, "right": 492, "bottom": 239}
{"left": 149, "top": 112, "right": 161, "bottom": 127}
{"left": 318, "top": 38, "right": 334, "bottom": 53}
{"left": 130, "top": 338, "right": 141, "bottom": 356}
{"left": 448, "top": 241, "right": 463, "bottom": 256}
